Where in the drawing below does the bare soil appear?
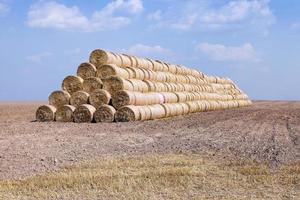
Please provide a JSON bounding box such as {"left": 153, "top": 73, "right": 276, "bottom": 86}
{"left": 0, "top": 101, "right": 300, "bottom": 180}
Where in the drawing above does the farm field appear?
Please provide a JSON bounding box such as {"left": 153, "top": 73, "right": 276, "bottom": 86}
{"left": 0, "top": 101, "right": 300, "bottom": 199}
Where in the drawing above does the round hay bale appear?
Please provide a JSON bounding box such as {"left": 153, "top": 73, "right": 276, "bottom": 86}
{"left": 36, "top": 105, "right": 56, "bottom": 122}
{"left": 128, "top": 79, "right": 149, "bottom": 92}
{"left": 160, "top": 92, "right": 178, "bottom": 103}
{"left": 73, "top": 104, "right": 96, "bottom": 123}
{"left": 174, "top": 92, "right": 188, "bottom": 102}
{"left": 82, "top": 77, "right": 103, "bottom": 93}
{"left": 62, "top": 75, "right": 84, "bottom": 95}
{"left": 161, "top": 104, "right": 172, "bottom": 118}
{"left": 55, "top": 105, "right": 75, "bottom": 122}
{"left": 89, "top": 89, "right": 111, "bottom": 108}
{"left": 115, "top": 105, "right": 140, "bottom": 122}
{"left": 152, "top": 60, "right": 164, "bottom": 71}
{"left": 94, "top": 105, "right": 116, "bottom": 123}
{"left": 145, "top": 58, "right": 155, "bottom": 70}
{"left": 89, "top": 49, "right": 121, "bottom": 67}
{"left": 138, "top": 106, "right": 152, "bottom": 121}
{"left": 149, "top": 104, "right": 166, "bottom": 119}
{"left": 96, "top": 64, "right": 129, "bottom": 79}
{"left": 70, "top": 91, "right": 90, "bottom": 107}
{"left": 126, "top": 67, "right": 144, "bottom": 79}
{"left": 102, "top": 76, "right": 133, "bottom": 95}
{"left": 48, "top": 90, "right": 70, "bottom": 108}
{"left": 143, "top": 80, "right": 156, "bottom": 92}
{"left": 112, "top": 90, "right": 136, "bottom": 109}
{"left": 77, "top": 62, "right": 97, "bottom": 80}
{"left": 120, "top": 54, "right": 132, "bottom": 67}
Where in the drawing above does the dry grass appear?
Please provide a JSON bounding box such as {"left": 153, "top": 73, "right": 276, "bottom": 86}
{"left": 0, "top": 154, "right": 299, "bottom": 200}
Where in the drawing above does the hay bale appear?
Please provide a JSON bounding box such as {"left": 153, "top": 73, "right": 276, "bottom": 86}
{"left": 112, "top": 90, "right": 136, "bottom": 109}
{"left": 77, "top": 62, "right": 97, "bottom": 79}
{"left": 94, "top": 105, "right": 116, "bottom": 123}
{"left": 115, "top": 105, "right": 140, "bottom": 122}
{"left": 62, "top": 75, "right": 84, "bottom": 95}
{"left": 55, "top": 105, "right": 76, "bottom": 122}
{"left": 120, "top": 54, "right": 132, "bottom": 67}
{"left": 36, "top": 105, "right": 56, "bottom": 122}
{"left": 89, "top": 49, "right": 121, "bottom": 67}
{"left": 89, "top": 89, "right": 111, "bottom": 108}
{"left": 97, "top": 64, "right": 130, "bottom": 79}
{"left": 138, "top": 106, "right": 152, "bottom": 121}
{"left": 73, "top": 104, "right": 96, "bottom": 123}
{"left": 82, "top": 77, "right": 103, "bottom": 93}
{"left": 70, "top": 91, "right": 90, "bottom": 107}
{"left": 149, "top": 104, "right": 166, "bottom": 119}
{"left": 48, "top": 90, "right": 70, "bottom": 108}
{"left": 127, "top": 79, "right": 149, "bottom": 92}
{"left": 102, "top": 76, "right": 133, "bottom": 95}
{"left": 160, "top": 92, "right": 178, "bottom": 103}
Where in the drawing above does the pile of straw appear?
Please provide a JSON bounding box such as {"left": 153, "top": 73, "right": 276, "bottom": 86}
{"left": 36, "top": 49, "right": 252, "bottom": 123}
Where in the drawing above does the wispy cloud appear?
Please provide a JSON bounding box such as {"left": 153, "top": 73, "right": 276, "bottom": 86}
{"left": 147, "top": 10, "right": 162, "bottom": 21}
{"left": 126, "top": 44, "right": 172, "bottom": 58}
{"left": 290, "top": 22, "right": 300, "bottom": 31}
{"left": 64, "top": 48, "right": 81, "bottom": 55}
{"left": 196, "top": 43, "right": 259, "bottom": 62}
{"left": 26, "top": 52, "right": 53, "bottom": 64}
{"left": 27, "top": 0, "right": 143, "bottom": 32}
{"left": 148, "top": 0, "right": 275, "bottom": 34}
{"left": 0, "top": 2, "right": 9, "bottom": 15}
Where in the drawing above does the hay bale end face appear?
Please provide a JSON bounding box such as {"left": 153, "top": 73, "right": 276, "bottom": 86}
{"left": 94, "top": 105, "right": 116, "bottom": 123}
{"left": 70, "top": 91, "right": 90, "bottom": 107}
{"left": 73, "top": 104, "right": 96, "bottom": 123}
{"left": 48, "top": 90, "right": 70, "bottom": 108}
{"left": 89, "top": 89, "right": 111, "bottom": 108}
{"left": 82, "top": 77, "right": 103, "bottom": 93}
{"left": 55, "top": 105, "right": 76, "bottom": 122}
{"left": 62, "top": 75, "right": 84, "bottom": 95}
{"left": 77, "top": 62, "right": 97, "bottom": 80}
{"left": 115, "top": 105, "right": 140, "bottom": 122}
{"left": 36, "top": 105, "right": 56, "bottom": 122}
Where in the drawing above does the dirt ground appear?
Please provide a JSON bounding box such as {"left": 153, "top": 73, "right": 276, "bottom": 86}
{"left": 0, "top": 101, "right": 300, "bottom": 180}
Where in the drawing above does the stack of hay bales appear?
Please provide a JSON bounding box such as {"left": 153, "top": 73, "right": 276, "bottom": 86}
{"left": 36, "top": 49, "right": 252, "bottom": 123}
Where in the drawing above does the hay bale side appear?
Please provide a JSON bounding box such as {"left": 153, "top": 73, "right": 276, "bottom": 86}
{"left": 112, "top": 90, "right": 135, "bottom": 109}
{"left": 55, "top": 105, "right": 76, "bottom": 122}
{"left": 149, "top": 104, "right": 166, "bottom": 120}
{"left": 77, "top": 62, "right": 97, "bottom": 80}
{"left": 73, "top": 104, "right": 96, "bottom": 123}
{"left": 115, "top": 105, "right": 140, "bottom": 122}
{"left": 36, "top": 105, "right": 56, "bottom": 122}
{"left": 89, "top": 49, "right": 121, "bottom": 67}
{"left": 94, "top": 105, "right": 116, "bottom": 123}
{"left": 48, "top": 90, "right": 70, "bottom": 108}
{"left": 82, "top": 77, "right": 103, "bottom": 93}
{"left": 102, "top": 76, "right": 133, "bottom": 95}
{"left": 89, "top": 89, "right": 111, "bottom": 108}
{"left": 62, "top": 75, "right": 84, "bottom": 95}
{"left": 70, "top": 91, "right": 90, "bottom": 107}
{"left": 97, "top": 64, "right": 130, "bottom": 79}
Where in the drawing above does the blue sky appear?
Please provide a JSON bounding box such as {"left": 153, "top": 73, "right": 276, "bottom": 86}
{"left": 0, "top": 0, "right": 299, "bottom": 101}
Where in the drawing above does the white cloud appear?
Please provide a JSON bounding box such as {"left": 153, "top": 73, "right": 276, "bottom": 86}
{"left": 26, "top": 52, "right": 53, "bottom": 64}
{"left": 64, "top": 48, "right": 81, "bottom": 55}
{"left": 126, "top": 44, "right": 172, "bottom": 58}
{"left": 27, "top": 0, "right": 143, "bottom": 31}
{"left": 290, "top": 22, "right": 300, "bottom": 31}
{"left": 149, "top": 0, "right": 275, "bottom": 34}
{"left": 196, "top": 43, "right": 259, "bottom": 62}
{"left": 0, "top": 2, "right": 9, "bottom": 15}
{"left": 147, "top": 10, "right": 162, "bottom": 21}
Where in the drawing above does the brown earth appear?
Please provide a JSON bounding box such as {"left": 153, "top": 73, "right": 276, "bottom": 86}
{"left": 0, "top": 101, "right": 300, "bottom": 180}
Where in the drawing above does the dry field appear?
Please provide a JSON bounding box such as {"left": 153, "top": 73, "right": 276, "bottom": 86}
{"left": 0, "top": 101, "right": 300, "bottom": 199}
